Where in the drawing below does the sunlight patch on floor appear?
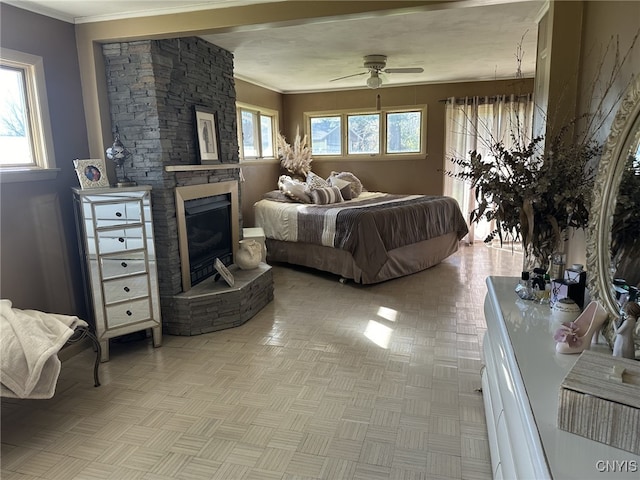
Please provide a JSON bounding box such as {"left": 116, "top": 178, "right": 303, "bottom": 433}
{"left": 364, "top": 319, "right": 393, "bottom": 349}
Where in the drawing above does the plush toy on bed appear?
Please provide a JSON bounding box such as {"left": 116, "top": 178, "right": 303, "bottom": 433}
{"left": 278, "top": 175, "right": 312, "bottom": 203}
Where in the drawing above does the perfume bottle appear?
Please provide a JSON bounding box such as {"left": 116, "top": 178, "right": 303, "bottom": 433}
{"left": 528, "top": 268, "right": 545, "bottom": 303}
{"left": 538, "top": 273, "right": 551, "bottom": 305}
{"left": 515, "top": 271, "right": 534, "bottom": 300}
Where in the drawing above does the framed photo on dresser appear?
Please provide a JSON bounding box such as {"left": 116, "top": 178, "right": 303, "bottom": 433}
{"left": 73, "top": 158, "right": 110, "bottom": 189}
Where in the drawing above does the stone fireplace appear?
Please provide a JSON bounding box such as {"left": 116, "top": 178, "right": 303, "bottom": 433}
{"left": 102, "top": 37, "right": 273, "bottom": 336}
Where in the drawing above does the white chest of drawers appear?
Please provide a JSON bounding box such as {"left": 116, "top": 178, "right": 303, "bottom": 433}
{"left": 482, "top": 276, "right": 640, "bottom": 479}
{"left": 73, "top": 186, "right": 162, "bottom": 361}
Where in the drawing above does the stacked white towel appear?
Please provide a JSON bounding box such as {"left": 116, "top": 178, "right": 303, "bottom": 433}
{"left": 0, "top": 299, "right": 88, "bottom": 399}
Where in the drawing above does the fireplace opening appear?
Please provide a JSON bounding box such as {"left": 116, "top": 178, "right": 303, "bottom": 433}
{"left": 175, "top": 181, "right": 239, "bottom": 292}
{"left": 185, "top": 194, "right": 233, "bottom": 287}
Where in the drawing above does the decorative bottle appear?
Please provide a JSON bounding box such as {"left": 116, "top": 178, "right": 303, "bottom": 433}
{"left": 236, "top": 239, "right": 262, "bottom": 270}
{"left": 516, "top": 271, "right": 534, "bottom": 300}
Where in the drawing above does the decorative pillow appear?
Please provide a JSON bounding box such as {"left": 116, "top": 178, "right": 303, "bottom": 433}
{"left": 311, "top": 186, "right": 344, "bottom": 205}
{"left": 327, "top": 176, "right": 353, "bottom": 200}
{"left": 262, "top": 190, "right": 297, "bottom": 203}
{"left": 329, "top": 171, "right": 363, "bottom": 198}
{"left": 305, "top": 171, "right": 329, "bottom": 191}
{"left": 278, "top": 175, "right": 312, "bottom": 203}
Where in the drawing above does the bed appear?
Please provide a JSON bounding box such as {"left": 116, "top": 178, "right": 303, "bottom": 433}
{"left": 254, "top": 191, "right": 469, "bottom": 284}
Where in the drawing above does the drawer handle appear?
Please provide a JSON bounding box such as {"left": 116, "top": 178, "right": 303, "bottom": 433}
{"left": 121, "top": 262, "right": 128, "bottom": 268}
{"left": 116, "top": 212, "right": 122, "bottom": 217}
{"left": 126, "top": 310, "right": 132, "bottom": 316}
{"left": 118, "top": 237, "right": 125, "bottom": 243}
{"left": 123, "top": 286, "right": 130, "bottom": 292}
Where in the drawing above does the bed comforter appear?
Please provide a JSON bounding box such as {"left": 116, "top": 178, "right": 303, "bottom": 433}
{"left": 255, "top": 192, "right": 469, "bottom": 279}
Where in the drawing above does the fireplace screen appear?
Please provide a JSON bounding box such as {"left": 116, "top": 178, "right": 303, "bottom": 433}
{"left": 184, "top": 193, "right": 232, "bottom": 286}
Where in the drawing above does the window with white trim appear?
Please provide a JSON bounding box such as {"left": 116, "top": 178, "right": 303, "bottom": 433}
{"left": 236, "top": 103, "right": 278, "bottom": 161}
{"left": 0, "top": 48, "right": 57, "bottom": 180}
{"left": 307, "top": 107, "right": 425, "bottom": 158}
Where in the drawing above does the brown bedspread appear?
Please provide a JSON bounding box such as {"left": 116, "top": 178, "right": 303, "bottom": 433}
{"left": 293, "top": 194, "right": 468, "bottom": 279}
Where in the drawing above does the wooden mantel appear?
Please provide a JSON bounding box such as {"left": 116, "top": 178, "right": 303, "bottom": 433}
{"left": 165, "top": 164, "right": 241, "bottom": 172}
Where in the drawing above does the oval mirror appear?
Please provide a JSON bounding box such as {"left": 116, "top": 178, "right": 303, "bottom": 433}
{"left": 587, "top": 74, "right": 640, "bottom": 348}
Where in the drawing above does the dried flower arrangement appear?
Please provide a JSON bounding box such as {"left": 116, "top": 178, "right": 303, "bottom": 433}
{"left": 276, "top": 127, "right": 312, "bottom": 179}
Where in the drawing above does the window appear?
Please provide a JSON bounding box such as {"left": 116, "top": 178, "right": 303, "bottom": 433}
{"left": 348, "top": 114, "right": 380, "bottom": 154}
{"left": 0, "top": 48, "right": 57, "bottom": 181}
{"left": 387, "top": 111, "right": 421, "bottom": 153}
{"left": 310, "top": 116, "right": 341, "bottom": 155}
{"left": 306, "top": 107, "right": 425, "bottom": 158}
{"left": 236, "top": 103, "right": 277, "bottom": 160}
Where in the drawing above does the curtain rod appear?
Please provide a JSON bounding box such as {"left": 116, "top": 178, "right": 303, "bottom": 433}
{"left": 438, "top": 93, "right": 532, "bottom": 104}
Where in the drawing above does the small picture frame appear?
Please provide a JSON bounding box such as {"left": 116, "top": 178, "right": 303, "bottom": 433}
{"left": 73, "top": 158, "right": 110, "bottom": 189}
{"left": 215, "top": 258, "right": 234, "bottom": 287}
{"left": 194, "top": 106, "right": 220, "bottom": 164}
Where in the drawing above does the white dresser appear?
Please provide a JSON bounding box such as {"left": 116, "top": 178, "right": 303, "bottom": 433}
{"left": 482, "top": 276, "right": 640, "bottom": 479}
{"left": 73, "top": 186, "right": 162, "bottom": 361}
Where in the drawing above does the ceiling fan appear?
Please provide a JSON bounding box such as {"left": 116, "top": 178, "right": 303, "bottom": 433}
{"left": 331, "top": 54, "right": 424, "bottom": 89}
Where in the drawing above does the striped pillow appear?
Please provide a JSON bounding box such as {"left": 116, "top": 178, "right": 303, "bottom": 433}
{"left": 311, "top": 186, "right": 344, "bottom": 205}
{"left": 327, "top": 176, "right": 353, "bottom": 200}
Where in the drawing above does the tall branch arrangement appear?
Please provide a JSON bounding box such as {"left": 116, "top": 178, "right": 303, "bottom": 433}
{"left": 277, "top": 127, "right": 312, "bottom": 178}
{"left": 450, "top": 126, "right": 599, "bottom": 265}
{"left": 448, "top": 31, "right": 638, "bottom": 269}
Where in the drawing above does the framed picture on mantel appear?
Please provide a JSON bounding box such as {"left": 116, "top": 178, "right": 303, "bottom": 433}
{"left": 194, "top": 106, "right": 220, "bottom": 164}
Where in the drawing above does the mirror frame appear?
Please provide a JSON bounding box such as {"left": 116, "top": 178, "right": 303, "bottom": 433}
{"left": 586, "top": 74, "right": 640, "bottom": 329}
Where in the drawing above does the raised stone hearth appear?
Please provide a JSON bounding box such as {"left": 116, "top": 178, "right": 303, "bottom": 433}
{"left": 164, "top": 263, "right": 273, "bottom": 336}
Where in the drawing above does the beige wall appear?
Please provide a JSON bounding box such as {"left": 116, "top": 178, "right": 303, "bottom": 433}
{"left": 543, "top": 1, "right": 584, "bottom": 136}
{"left": 578, "top": 1, "right": 640, "bottom": 145}
{"left": 0, "top": 4, "right": 90, "bottom": 315}
{"left": 234, "top": 79, "right": 284, "bottom": 226}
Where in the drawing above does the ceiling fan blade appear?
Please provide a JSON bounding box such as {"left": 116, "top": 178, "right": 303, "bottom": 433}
{"left": 330, "top": 71, "right": 368, "bottom": 82}
{"left": 383, "top": 67, "right": 424, "bottom": 74}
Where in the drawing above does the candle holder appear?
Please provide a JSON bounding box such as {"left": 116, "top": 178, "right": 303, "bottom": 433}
{"left": 106, "top": 129, "right": 136, "bottom": 187}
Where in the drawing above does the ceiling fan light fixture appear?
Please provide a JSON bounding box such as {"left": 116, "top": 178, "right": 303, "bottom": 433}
{"left": 367, "top": 72, "right": 382, "bottom": 89}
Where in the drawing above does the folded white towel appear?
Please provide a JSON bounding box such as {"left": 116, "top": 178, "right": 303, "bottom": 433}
{"left": 0, "top": 299, "right": 88, "bottom": 399}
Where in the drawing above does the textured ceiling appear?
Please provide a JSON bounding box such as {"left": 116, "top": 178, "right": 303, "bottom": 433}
{"left": 8, "top": 0, "right": 542, "bottom": 93}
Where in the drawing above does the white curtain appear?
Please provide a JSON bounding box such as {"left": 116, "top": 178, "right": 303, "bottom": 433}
{"left": 444, "top": 94, "right": 534, "bottom": 243}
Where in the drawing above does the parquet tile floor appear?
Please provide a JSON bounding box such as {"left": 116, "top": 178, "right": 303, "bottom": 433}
{"left": 1, "top": 243, "right": 521, "bottom": 479}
